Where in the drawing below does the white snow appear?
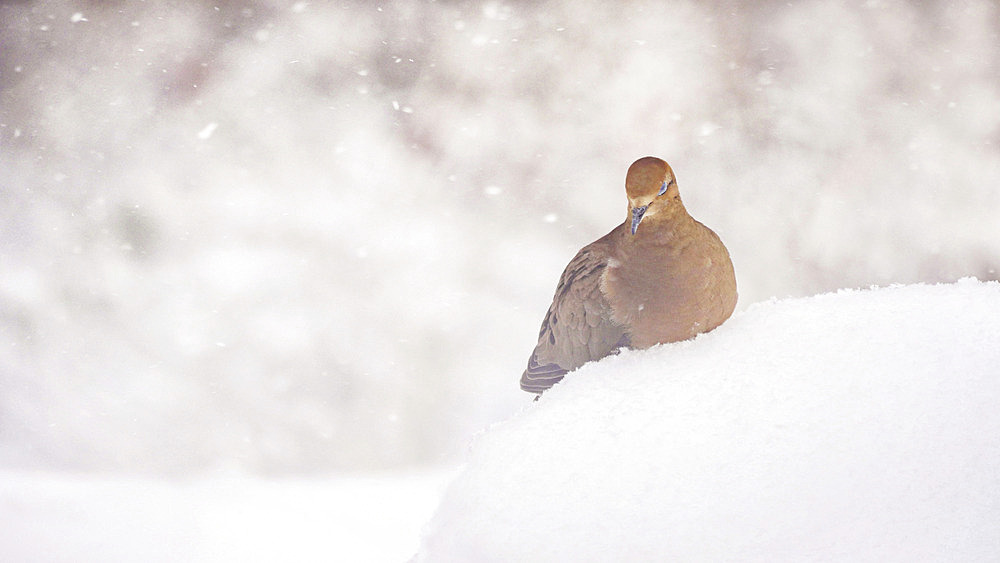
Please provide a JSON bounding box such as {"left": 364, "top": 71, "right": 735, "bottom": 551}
{"left": 0, "top": 469, "right": 451, "bottom": 562}
{"left": 417, "top": 279, "right": 1000, "bottom": 561}
{"left": 197, "top": 122, "right": 219, "bottom": 140}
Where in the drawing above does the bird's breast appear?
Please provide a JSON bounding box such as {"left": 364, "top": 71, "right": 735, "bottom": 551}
{"left": 602, "top": 235, "right": 736, "bottom": 349}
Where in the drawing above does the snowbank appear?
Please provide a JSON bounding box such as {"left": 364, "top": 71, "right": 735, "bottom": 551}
{"left": 417, "top": 279, "right": 1000, "bottom": 561}
{"left": 0, "top": 469, "right": 451, "bottom": 563}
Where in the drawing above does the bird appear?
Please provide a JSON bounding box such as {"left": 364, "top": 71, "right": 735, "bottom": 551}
{"left": 521, "top": 156, "right": 738, "bottom": 395}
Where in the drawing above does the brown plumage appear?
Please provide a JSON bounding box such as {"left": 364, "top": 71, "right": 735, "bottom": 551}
{"left": 521, "top": 156, "right": 737, "bottom": 394}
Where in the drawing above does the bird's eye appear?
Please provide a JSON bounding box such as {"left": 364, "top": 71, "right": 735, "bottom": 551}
{"left": 657, "top": 181, "right": 668, "bottom": 196}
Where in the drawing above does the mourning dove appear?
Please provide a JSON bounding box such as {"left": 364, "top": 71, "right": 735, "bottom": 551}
{"left": 521, "top": 156, "right": 737, "bottom": 394}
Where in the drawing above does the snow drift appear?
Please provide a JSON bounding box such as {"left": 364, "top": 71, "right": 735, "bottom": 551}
{"left": 417, "top": 279, "right": 1000, "bottom": 561}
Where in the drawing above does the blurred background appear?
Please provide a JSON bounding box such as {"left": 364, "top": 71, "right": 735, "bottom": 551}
{"left": 1, "top": 0, "right": 997, "bottom": 477}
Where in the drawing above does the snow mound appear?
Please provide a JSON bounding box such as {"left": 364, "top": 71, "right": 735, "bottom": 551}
{"left": 417, "top": 279, "right": 1000, "bottom": 561}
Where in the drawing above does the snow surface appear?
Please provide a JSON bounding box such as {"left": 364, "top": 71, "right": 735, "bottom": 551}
{"left": 0, "top": 469, "right": 451, "bottom": 563}
{"left": 418, "top": 279, "right": 1000, "bottom": 561}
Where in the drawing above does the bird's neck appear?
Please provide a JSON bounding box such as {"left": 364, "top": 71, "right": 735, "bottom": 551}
{"left": 632, "top": 211, "right": 696, "bottom": 245}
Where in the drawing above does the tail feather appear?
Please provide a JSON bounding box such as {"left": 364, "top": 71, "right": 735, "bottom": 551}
{"left": 520, "top": 353, "right": 568, "bottom": 394}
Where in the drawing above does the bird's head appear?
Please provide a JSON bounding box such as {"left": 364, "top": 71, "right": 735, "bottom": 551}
{"left": 625, "top": 156, "right": 682, "bottom": 235}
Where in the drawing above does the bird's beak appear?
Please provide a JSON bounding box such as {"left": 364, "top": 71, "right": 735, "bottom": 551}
{"left": 630, "top": 205, "right": 648, "bottom": 235}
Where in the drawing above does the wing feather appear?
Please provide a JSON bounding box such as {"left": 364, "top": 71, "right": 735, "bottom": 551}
{"left": 520, "top": 239, "right": 628, "bottom": 394}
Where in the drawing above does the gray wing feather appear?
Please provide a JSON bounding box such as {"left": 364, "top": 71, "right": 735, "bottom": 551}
{"left": 520, "top": 244, "right": 628, "bottom": 394}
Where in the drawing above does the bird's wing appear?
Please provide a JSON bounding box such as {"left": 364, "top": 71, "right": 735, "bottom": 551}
{"left": 521, "top": 239, "right": 628, "bottom": 394}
